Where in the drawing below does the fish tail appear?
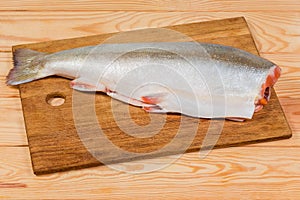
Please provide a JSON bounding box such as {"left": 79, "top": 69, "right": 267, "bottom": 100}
{"left": 6, "top": 48, "right": 52, "bottom": 85}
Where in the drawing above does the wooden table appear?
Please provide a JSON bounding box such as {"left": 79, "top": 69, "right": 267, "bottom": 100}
{"left": 0, "top": 1, "right": 299, "bottom": 199}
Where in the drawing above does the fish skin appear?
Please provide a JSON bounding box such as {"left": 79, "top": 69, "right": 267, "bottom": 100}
{"left": 6, "top": 42, "right": 280, "bottom": 119}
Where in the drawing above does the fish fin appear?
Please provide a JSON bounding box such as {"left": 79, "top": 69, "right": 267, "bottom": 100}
{"left": 70, "top": 79, "right": 106, "bottom": 92}
{"left": 226, "top": 117, "right": 245, "bottom": 122}
{"left": 140, "top": 93, "right": 169, "bottom": 113}
{"left": 141, "top": 93, "right": 167, "bottom": 104}
{"left": 141, "top": 96, "right": 160, "bottom": 104}
{"left": 107, "top": 91, "right": 151, "bottom": 107}
{"left": 143, "top": 105, "right": 167, "bottom": 113}
{"left": 107, "top": 91, "right": 168, "bottom": 112}
{"left": 6, "top": 48, "right": 51, "bottom": 85}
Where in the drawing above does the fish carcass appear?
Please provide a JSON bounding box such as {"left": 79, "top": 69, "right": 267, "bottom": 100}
{"left": 6, "top": 42, "right": 281, "bottom": 119}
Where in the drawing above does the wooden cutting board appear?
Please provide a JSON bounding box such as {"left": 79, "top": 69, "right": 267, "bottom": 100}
{"left": 13, "top": 17, "right": 292, "bottom": 175}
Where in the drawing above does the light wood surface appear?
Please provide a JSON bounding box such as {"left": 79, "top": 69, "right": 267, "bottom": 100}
{"left": 0, "top": 1, "right": 299, "bottom": 199}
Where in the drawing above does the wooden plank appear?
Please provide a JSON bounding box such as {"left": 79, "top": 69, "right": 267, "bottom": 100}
{"left": 250, "top": 97, "right": 300, "bottom": 147}
{"left": 0, "top": 53, "right": 28, "bottom": 146}
{"left": 11, "top": 17, "right": 291, "bottom": 175}
{"left": 0, "top": 146, "right": 300, "bottom": 199}
{"left": 246, "top": 14, "right": 300, "bottom": 54}
{"left": 1, "top": 0, "right": 299, "bottom": 11}
{"left": 0, "top": 53, "right": 20, "bottom": 98}
{"left": 0, "top": 53, "right": 12, "bottom": 76}
{"left": 0, "top": 98, "right": 27, "bottom": 146}
{"left": 0, "top": 12, "right": 299, "bottom": 53}
{"left": 0, "top": 77, "right": 19, "bottom": 98}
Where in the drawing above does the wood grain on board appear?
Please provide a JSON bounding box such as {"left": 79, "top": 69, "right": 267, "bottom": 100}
{"left": 1, "top": 11, "right": 299, "bottom": 53}
{"left": 1, "top": 0, "right": 300, "bottom": 11}
{"left": 1, "top": 146, "right": 300, "bottom": 199}
{"left": 12, "top": 17, "right": 291, "bottom": 175}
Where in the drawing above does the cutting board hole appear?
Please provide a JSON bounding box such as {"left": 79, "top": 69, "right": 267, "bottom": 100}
{"left": 46, "top": 93, "right": 66, "bottom": 107}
